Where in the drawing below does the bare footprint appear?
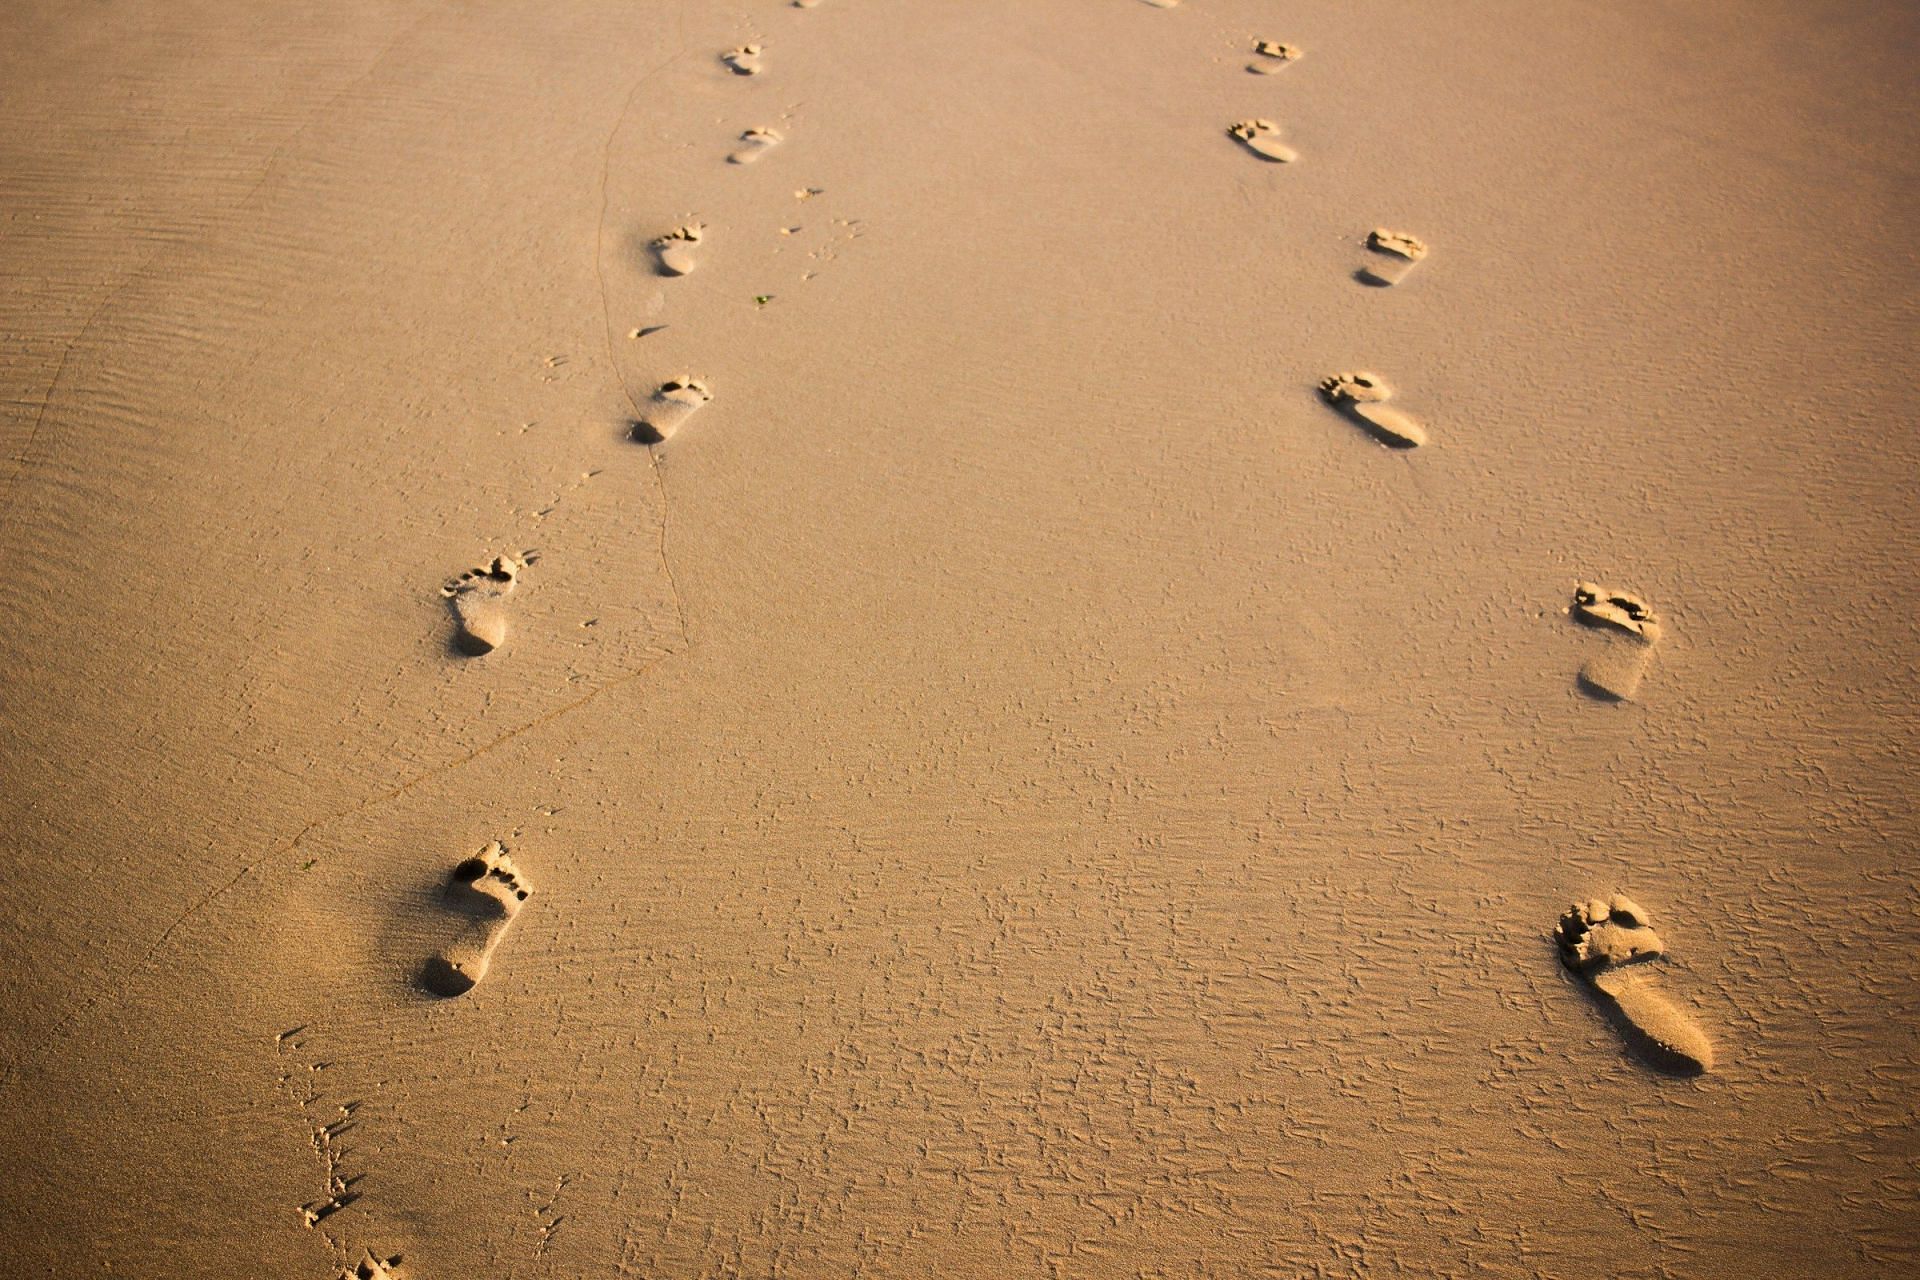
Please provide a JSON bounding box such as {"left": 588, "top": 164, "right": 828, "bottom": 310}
{"left": 421, "top": 842, "right": 532, "bottom": 997}
{"left": 1569, "top": 581, "right": 1662, "bottom": 701}
{"left": 1229, "top": 119, "right": 1297, "bottom": 163}
{"left": 632, "top": 377, "right": 711, "bottom": 443}
{"left": 728, "top": 127, "right": 783, "bottom": 165}
{"left": 1358, "top": 228, "right": 1429, "bottom": 287}
{"left": 442, "top": 553, "right": 532, "bottom": 656}
{"left": 341, "top": 1251, "right": 405, "bottom": 1280}
{"left": 650, "top": 223, "right": 704, "bottom": 277}
{"left": 722, "top": 45, "right": 763, "bottom": 76}
{"left": 1555, "top": 895, "right": 1714, "bottom": 1074}
{"left": 1316, "top": 371, "right": 1427, "bottom": 448}
{"left": 1247, "top": 41, "right": 1301, "bottom": 74}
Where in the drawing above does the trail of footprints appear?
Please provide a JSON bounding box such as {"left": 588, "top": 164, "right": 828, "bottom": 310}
{"left": 1171, "top": 3, "right": 1709, "bottom": 1075}
{"left": 374, "top": 19, "right": 1708, "bottom": 1261}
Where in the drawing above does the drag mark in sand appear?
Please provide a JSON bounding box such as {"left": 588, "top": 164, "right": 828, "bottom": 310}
{"left": 1317, "top": 371, "right": 1428, "bottom": 448}
{"left": 420, "top": 842, "right": 533, "bottom": 996}
{"left": 1556, "top": 895, "right": 1715, "bottom": 1074}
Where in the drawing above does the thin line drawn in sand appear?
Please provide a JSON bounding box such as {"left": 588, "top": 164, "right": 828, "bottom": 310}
{"left": 1556, "top": 895, "right": 1715, "bottom": 1074}
{"left": 420, "top": 841, "right": 532, "bottom": 997}
{"left": 1316, "top": 371, "right": 1427, "bottom": 448}
{"left": 1358, "top": 228, "right": 1429, "bottom": 287}
{"left": 1569, "top": 581, "right": 1662, "bottom": 701}
{"left": 650, "top": 223, "right": 704, "bottom": 276}
{"left": 442, "top": 552, "right": 535, "bottom": 656}
{"left": 631, "top": 377, "right": 712, "bottom": 444}
{"left": 1248, "top": 41, "right": 1301, "bottom": 74}
{"left": 1229, "top": 119, "right": 1297, "bottom": 163}
{"left": 728, "top": 127, "right": 784, "bottom": 165}
{"left": 722, "top": 45, "right": 764, "bottom": 76}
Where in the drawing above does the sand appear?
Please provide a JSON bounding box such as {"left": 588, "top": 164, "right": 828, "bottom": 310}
{"left": 1, "top": 0, "right": 1917, "bottom": 1276}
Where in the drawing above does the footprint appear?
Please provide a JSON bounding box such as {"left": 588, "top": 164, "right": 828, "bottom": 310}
{"left": 1247, "top": 41, "right": 1301, "bottom": 74}
{"left": 1358, "top": 228, "right": 1429, "bottom": 287}
{"left": 341, "top": 1251, "right": 405, "bottom": 1280}
{"left": 1569, "top": 581, "right": 1663, "bottom": 701}
{"left": 1229, "top": 119, "right": 1297, "bottom": 163}
{"left": 421, "top": 842, "right": 532, "bottom": 997}
{"left": 1142, "top": 0, "right": 1181, "bottom": 8}
{"left": 722, "top": 45, "right": 763, "bottom": 76}
{"left": 1555, "top": 895, "right": 1714, "bottom": 1074}
{"left": 650, "top": 223, "right": 704, "bottom": 277}
{"left": 442, "top": 553, "right": 532, "bottom": 656}
{"left": 632, "top": 377, "right": 711, "bottom": 444}
{"left": 728, "top": 127, "right": 784, "bottom": 165}
{"left": 1316, "top": 371, "right": 1427, "bottom": 448}
{"left": 794, "top": 0, "right": 823, "bottom": 7}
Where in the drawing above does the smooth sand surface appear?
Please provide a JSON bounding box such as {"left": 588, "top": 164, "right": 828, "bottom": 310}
{"left": 2, "top": 1, "right": 1917, "bottom": 1276}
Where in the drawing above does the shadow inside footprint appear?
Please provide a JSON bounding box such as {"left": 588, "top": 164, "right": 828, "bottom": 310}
{"left": 1317, "top": 371, "right": 1427, "bottom": 448}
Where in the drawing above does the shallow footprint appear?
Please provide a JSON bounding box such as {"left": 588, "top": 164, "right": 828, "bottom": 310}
{"left": 1316, "top": 371, "right": 1427, "bottom": 448}
{"left": 633, "top": 377, "right": 712, "bottom": 443}
{"left": 442, "top": 553, "right": 532, "bottom": 655}
{"left": 1555, "top": 895, "right": 1714, "bottom": 1074}
{"left": 1229, "top": 119, "right": 1297, "bottom": 162}
{"left": 650, "top": 223, "right": 704, "bottom": 277}
{"left": 722, "top": 45, "right": 763, "bottom": 76}
{"left": 421, "top": 842, "right": 532, "bottom": 997}
{"left": 1247, "top": 41, "right": 1301, "bottom": 74}
{"left": 1358, "top": 228, "right": 1429, "bottom": 287}
{"left": 1569, "top": 581, "right": 1662, "bottom": 701}
{"left": 728, "top": 127, "right": 784, "bottom": 165}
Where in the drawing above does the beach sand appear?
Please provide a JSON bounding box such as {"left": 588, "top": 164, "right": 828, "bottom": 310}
{"left": 1, "top": 0, "right": 1916, "bottom": 1275}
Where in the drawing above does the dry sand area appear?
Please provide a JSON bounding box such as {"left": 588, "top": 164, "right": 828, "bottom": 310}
{"left": 2, "top": 0, "right": 1917, "bottom": 1275}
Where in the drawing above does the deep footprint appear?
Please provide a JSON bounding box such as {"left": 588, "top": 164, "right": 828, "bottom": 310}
{"left": 442, "top": 553, "right": 532, "bottom": 655}
{"left": 1229, "top": 119, "right": 1297, "bottom": 162}
{"left": 722, "top": 45, "right": 763, "bottom": 75}
{"left": 1570, "top": 581, "right": 1662, "bottom": 701}
{"left": 633, "top": 377, "right": 712, "bottom": 443}
{"left": 1247, "top": 41, "right": 1301, "bottom": 74}
{"left": 421, "top": 842, "right": 532, "bottom": 997}
{"left": 341, "top": 1251, "right": 405, "bottom": 1280}
{"left": 650, "top": 223, "right": 704, "bottom": 276}
{"left": 1556, "top": 895, "right": 1714, "bottom": 1074}
{"left": 1358, "top": 228, "right": 1429, "bottom": 286}
{"left": 1317, "top": 371, "right": 1427, "bottom": 448}
{"left": 728, "top": 127, "right": 783, "bottom": 165}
